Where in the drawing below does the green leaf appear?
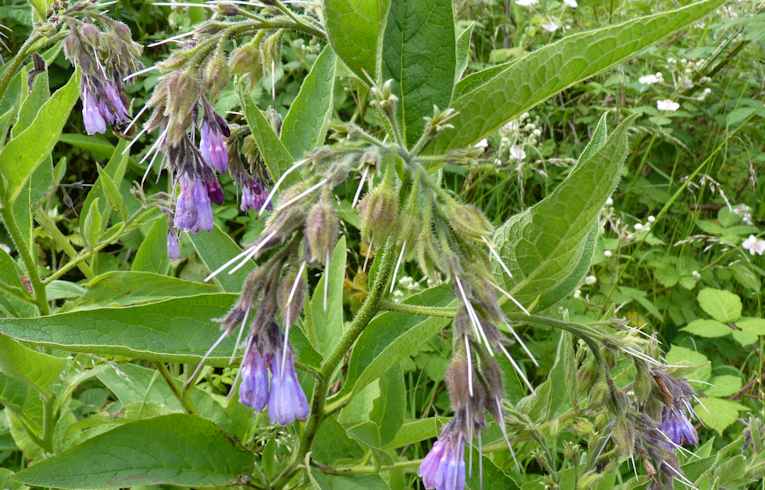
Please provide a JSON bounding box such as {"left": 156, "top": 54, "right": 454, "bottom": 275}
{"left": 15, "top": 414, "right": 255, "bottom": 488}
{"left": 241, "top": 93, "right": 295, "bottom": 184}
{"left": 382, "top": 0, "right": 456, "bottom": 145}
{"left": 306, "top": 237, "right": 347, "bottom": 356}
{"left": 426, "top": 0, "right": 725, "bottom": 152}
{"left": 77, "top": 271, "right": 218, "bottom": 308}
{"left": 281, "top": 46, "right": 336, "bottom": 159}
{"left": 323, "top": 0, "right": 391, "bottom": 81}
{"left": 665, "top": 345, "right": 711, "bottom": 387}
{"left": 496, "top": 115, "right": 630, "bottom": 310}
{"left": 132, "top": 215, "right": 170, "bottom": 274}
{"left": 697, "top": 288, "right": 742, "bottom": 323}
{"left": 704, "top": 375, "right": 742, "bottom": 398}
{"left": 731, "top": 263, "right": 760, "bottom": 292}
{"left": 370, "top": 365, "right": 405, "bottom": 447}
{"left": 694, "top": 397, "right": 748, "bottom": 435}
{"left": 82, "top": 139, "right": 131, "bottom": 227}
{"left": 455, "top": 23, "right": 474, "bottom": 81}
{"left": 312, "top": 473, "right": 389, "bottom": 490}
{"left": 384, "top": 417, "right": 443, "bottom": 449}
{"left": 0, "top": 68, "right": 80, "bottom": 202}
{"left": 188, "top": 224, "right": 256, "bottom": 292}
{"left": 59, "top": 133, "right": 115, "bottom": 160}
{"left": 0, "top": 294, "right": 240, "bottom": 365}
{"left": 81, "top": 197, "right": 103, "bottom": 248}
{"left": 0, "top": 334, "right": 66, "bottom": 395}
{"left": 681, "top": 319, "right": 731, "bottom": 338}
{"left": 13, "top": 68, "right": 50, "bottom": 135}
{"left": 96, "top": 164, "right": 128, "bottom": 222}
{"left": 736, "top": 317, "right": 765, "bottom": 335}
{"left": 340, "top": 285, "right": 452, "bottom": 398}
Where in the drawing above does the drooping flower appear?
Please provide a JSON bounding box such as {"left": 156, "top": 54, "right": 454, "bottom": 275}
{"left": 82, "top": 88, "right": 107, "bottom": 135}
{"left": 240, "top": 176, "right": 269, "bottom": 212}
{"left": 660, "top": 408, "right": 698, "bottom": 446}
{"left": 240, "top": 348, "right": 270, "bottom": 411}
{"left": 419, "top": 422, "right": 466, "bottom": 490}
{"left": 268, "top": 347, "right": 309, "bottom": 425}
{"left": 742, "top": 235, "right": 765, "bottom": 256}
{"left": 205, "top": 175, "right": 225, "bottom": 205}
{"left": 199, "top": 106, "right": 230, "bottom": 173}
{"left": 656, "top": 99, "right": 680, "bottom": 112}
{"left": 174, "top": 174, "right": 214, "bottom": 232}
{"left": 167, "top": 229, "right": 181, "bottom": 260}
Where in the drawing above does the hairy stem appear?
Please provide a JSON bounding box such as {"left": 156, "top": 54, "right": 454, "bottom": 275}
{"left": 271, "top": 238, "right": 397, "bottom": 488}
{"left": 0, "top": 31, "right": 43, "bottom": 102}
{"left": 0, "top": 204, "right": 49, "bottom": 315}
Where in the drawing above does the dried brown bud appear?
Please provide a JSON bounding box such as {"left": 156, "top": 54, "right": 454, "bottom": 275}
{"left": 445, "top": 355, "right": 470, "bottom": 411}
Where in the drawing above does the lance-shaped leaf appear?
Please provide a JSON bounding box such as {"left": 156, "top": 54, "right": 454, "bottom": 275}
{"left": 323, "top": 0, "right": 391, "bottom": 81}
{"left": 75, "top": 271, "right": 218, "bottom": 308}
{"left": 14, "top": 414, "right": 255, "bottom": 488}
{"left": 188, "top": 223, "right": 257, "bottom": 292}
{"left": 241, "top": 93, "right": 296, "bottom": 184}
{"left": 305, "top": 237, "right": 347, "bottom": 357}
{"left": 495, "top": 115, "right": 631, "bottom": 310}
{"left": 0, "top": 335, "right": 66, "bottom": 396}
{"left": 281, "top": 46, "right": 336, "bottom": 159}
{"left": 382, "top": 0, "right": 456, "bottom": 145}
{"left": 0, "top": 68, "right": 80, "bottom": 202}
{"left": 427, "top": 0, "right": 724, "bottom": 153}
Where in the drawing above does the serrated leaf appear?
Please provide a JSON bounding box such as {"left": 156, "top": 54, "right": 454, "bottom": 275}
{"left": 427, "top": 0, "right": 724, "bottom": 152}
{"left": 694, "top": 397, "right": 748, "bottom": 435}
{"left": 281, "top": 46, "right": 336, "bottom": 159}
{"left": 323, "top": 0, "right": 391, "bottom": 81}
{"left": 496, "top": 115, "right": 630, "bottom": 310}
{"left": 382, "top": 0, "right": 456, "bottom": 145}
{"left": 132, "top": 215, "right": 170, "bottom": 274}
{"left": 241, "top": 93, "right": 296, "bottom": 184}
{"left": 0, "top": 68, "right": 80, "bottom": 202}
{"left": 339, "top": 285, "right": 451, "bottom": 398}
{"left": 697, "top": 288, "right": 741, "bottom": 323}
{"left": 15, "top": 414, "right": 254, "bottom": 488}
{"left": 681, "top": 319, "right": 731, "bottom": 338}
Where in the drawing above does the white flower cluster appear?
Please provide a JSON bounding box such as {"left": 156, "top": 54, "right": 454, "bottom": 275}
{"left": 742, "top": 235, "right": 765, "bottom": 256}
{"left": 495, "top": 112, "right": 542, "bottom": 165}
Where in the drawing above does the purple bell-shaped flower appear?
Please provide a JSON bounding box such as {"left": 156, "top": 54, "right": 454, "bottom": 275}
{"left": 267, "top": 348, "right": 309, "bottom": 425}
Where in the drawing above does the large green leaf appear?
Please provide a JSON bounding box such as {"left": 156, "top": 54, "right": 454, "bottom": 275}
{"left": 0, "top": 68, "right": 80, "bottom": 202}
{"left": 322, "top": 0, "right": 391, "bottom": 81}
{"left": 188, "top": 223, "right": 256, "bottom": 292}
{"left": 0, "top": 294, "right": 239, "bottom": 365}
{"left": 339, "top": 285, "right": 451, "bottom": 398}
{"left": 15, "top": 414, "right": 255, "bottom": 488}
{"left": 382, "top": 0, "right": 456, "bottom": 145}
{"left": 306, "top": 237, "right": 347, "bottom": 356}
{"left": 75, "top": 271, "right": 218, "bottom": 308}
{"left": 241, "top": 93, "right": 296, "bottom": 184}
{"left": 0, "top": 335, "right": 66, "bottom": 395}
{"left": 132, "top": 215, "right": 170, "bottom": 274}
{"left": 281, "top": 46, "right": 336, "bottom": 159}
{"left": 427, "top": 0, "right": 724, "bottom": 153}
{"left": 496, "top": 115, "right": 630, "bottom": 310}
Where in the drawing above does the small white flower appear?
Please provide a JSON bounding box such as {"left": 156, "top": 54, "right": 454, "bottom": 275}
{"left": 516, "top": 0, "right": 537, "bottom": 6}
{"left": 698, "top": 87, "right": 712, "bottom": 101}
{"left": 638, "top": 73, "right": 663, "bottom": 85}
{"left": 742, "top": 235, "right": 765, "bottom": 256}
{"left": 510, "top": 145, "right": 526, "bottom": 161}
{"left": 692, "top": 270, "right": 701, "bottom": 280}
{"left": 474, "top": 138, "right": 489, "bottom": 150}
{"left": 542, "top": 21, "right": 560, "bottom": 32}
{"left": 584, "top": 275, "right": 597, "bottom": 285}
{"left": 604, "top": 250, "right": 613, "bottom": 258}
{"left": 606, "top": 197, "right": 614, "bottom": 206}
{"left": 634, "top": 223, "right": 645, "bottom": 231}
{"left": 563, "top": 0, "right": 577, "bottom": 7}
{"left": 573, "top": 289, "right": 582, "bottom": 299}
{"left": 647, "top": 216, "right": 655, "bottom": 223}
{"left": 656, "top": 99, "right": 680, "bottom": 112}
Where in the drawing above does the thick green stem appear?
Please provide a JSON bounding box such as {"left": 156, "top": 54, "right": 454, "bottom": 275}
{"left": 1, "top": 205, "right": 49, "bottom": 315}
{"left": 271, "top": 239, "right": 397, "bottom": 488}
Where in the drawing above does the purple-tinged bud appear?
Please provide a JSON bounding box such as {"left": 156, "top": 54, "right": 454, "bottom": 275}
{"left": 102, "top": 82, "right": 129, "bottom": 125}
{"left": 167, "top": 229, "right": 181, "bottom": 260}
{"left": 419, "top": 423, "right": 466, "bottom": 490}
{"left": 82, "top": 89, "right": 107, "bottom": 135}
{"left": 200, "top": 120, "right": 229, "bottom": 173}
{"left": 305, "top": 192, "right": 338, "bottom": 265}
{"left": 241, "top": 177, "right": 268, "bottom": 212}
{"left": 660, "top": 408, "right": 698, "bottom": 446}
{"left": 79, "top": 23, "right": 100, "bottom": 46}
{"left": 267, "top": 348, "right": 308, "bottom": 425}
{"left": 205, "top": 176, "right": 225, "bottom": 205}
{"left": 240, "top": 348, "right": 270, "bottom": 411}
{"left": 174, "top": 175, "right": 214, "bottom": 232}
{"left": 359, "top": 183, "right": 398, "bottom": 245}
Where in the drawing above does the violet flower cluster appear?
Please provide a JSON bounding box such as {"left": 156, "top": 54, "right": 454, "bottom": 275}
{"left": 63, "top": 19, "right": 142, "bottom": 135}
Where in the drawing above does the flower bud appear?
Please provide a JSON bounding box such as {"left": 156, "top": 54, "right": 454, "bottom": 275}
{"left": 445, "top": 354, "right": 470, "bottom": 411}
{"left": 445, "top": 202, "right": 492, "bottom": 241}
{"left": 278, "top": 265, "right": 305, "bottom": 327}
{"left": 359, "top": 182, "right": 398, "bottom": 245}
{"left": 79, "top": 23, "right": 100, "bottom": 47}
{"left": 204, "top": 50, "right": 230, "bottom": 96}
{"left": 305, "top": 191, "right": 338, "bottom": 265}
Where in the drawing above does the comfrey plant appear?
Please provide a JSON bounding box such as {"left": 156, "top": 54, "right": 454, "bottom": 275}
{"left": 2, "top": 1, "right": 762, "bottom": 489}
